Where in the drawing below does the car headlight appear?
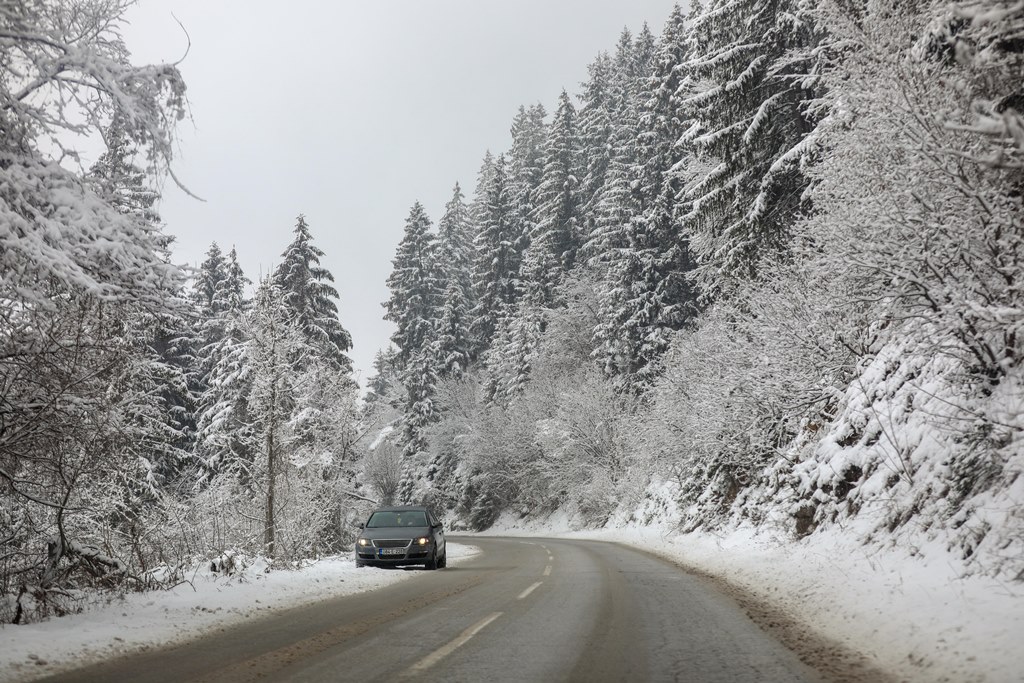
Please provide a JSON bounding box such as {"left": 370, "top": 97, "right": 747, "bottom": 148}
{"left": 357, "top": 538, "right": 372, "bottom": 547}
{"left": 415, "top": 537, "right": 430, "bottom": 546}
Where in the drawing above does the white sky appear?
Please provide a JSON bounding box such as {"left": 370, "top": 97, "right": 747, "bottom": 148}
{"left": 122, "top": 0, "right": 680, "bottom": 387}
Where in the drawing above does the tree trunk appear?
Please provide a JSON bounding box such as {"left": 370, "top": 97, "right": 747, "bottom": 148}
{"left": 264, "top": 385, "right": 276, "bottom": 561}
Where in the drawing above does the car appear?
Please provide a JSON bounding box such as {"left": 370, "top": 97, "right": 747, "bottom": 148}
{"left": 354, "top": 505, "right": 447, "bottom": 570}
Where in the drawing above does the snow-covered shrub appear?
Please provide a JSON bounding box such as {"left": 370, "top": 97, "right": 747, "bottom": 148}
{"left": 638, "top": 259, "right": 864, "bottom": 525}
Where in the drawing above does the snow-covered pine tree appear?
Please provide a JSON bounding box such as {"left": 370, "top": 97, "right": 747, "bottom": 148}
{"left": 273, "top": 215, "right": 353, "bottom": 373}
{"left": 384, "top": 202, "right": 442, "bottom": 369}
{"left": 681, "top": 0, "right": 823, "bottom": 293}
{"left": 526, "top": 89, "right": 583, "bottom": 304}
{"left": 469, "top": 155, "right": 525, "bottom": 351}
{"left": 434, "top": 184, "right": 476, "bottom": 376}
{"left": 436, "top": 279, "right": 473, "bottom": 379}
{"left": 577, "top": 50, "right": 616, "bottom": 249}
{"left": 190, "top": 241, "right": 229, "bottom": 387}
{"left": 192, "top": 243, "right": 228, "bottom": 317}
{"left": 508, "top": 103, "right": 548, "bottom": 273}
{"left": 194, "top": 247, "right": 253, "bottom": 478}
{"left": 400, "top": 344, "right": 441, "bottom": 459}
{"left": 485, "top": 302, "right": 546, "bottom": 404}
{"left": 593, "top": 4, "right": 699, "bottom": 390}
{"left": 469, "top": 150, "right": 496, "bottom": 233}
{"left": 584, "top": 25, "right": 653, "bottom": 268}
{"left": 487, "top": 93, "right": 582, "bottom": 399}
{"left": 86, "top": 117, "right": 163, "bottom": 231}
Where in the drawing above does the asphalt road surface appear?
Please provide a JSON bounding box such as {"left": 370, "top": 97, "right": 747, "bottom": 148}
{"left": 40, "top": 537, "right": 824, "bottom": 682}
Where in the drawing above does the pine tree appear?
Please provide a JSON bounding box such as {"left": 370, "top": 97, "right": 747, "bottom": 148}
{"left": 583, "top": 26, "right": 651, "bottom": 267}
{"left": 594, "top": 5, "right": 699, "bottom": 390}
{"left": 189, "top": 242, "right": 231, "bottom": 430}
{"left": 273, "top": 215, "right": 353, "bottom": 373}
{"left": 194, "top": 247, "right": 252, "bottom": 477}
{"left": 193, "top": 243, "right": 228, "bottom": 317}
{"left": 469, "top": 155, "right": 525, "bottom": 351}
{"left": 681, "top": 0, "right": 823, "bottom": 292}
{"left": 508, "top": 103, "right": 548, "bottom": 273}
{"left": 577, "top": 50, "right": 615, "bottom": 249}
{"left": 436, "top": 279, "right": 473, "bottom": 378}
{"left": 434, "top": 181, "right": 477, "bottom": 376}
{"left": 434, "top": 184, "right": 475, "bottom": 376}
{"left": 527, "top": 89, "right": 583, "bottom": 304}
{"left": 400, "top": 344, "right": 440, "bottom": 458}
{"left": 384, "top": 202, "right": 442, "bottom": 368}
{"left": 486, "top": 302, "right": 545, "bottom": 403}
{"left": 468, "top": 150, "right": 496, "bottom": 235}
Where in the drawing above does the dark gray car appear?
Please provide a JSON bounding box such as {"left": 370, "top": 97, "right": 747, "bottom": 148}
{"left": 354, "top": 505, "right": 447, "bottom": 570}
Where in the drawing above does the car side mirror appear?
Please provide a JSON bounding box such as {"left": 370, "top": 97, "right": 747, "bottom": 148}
{"left": 358, "top": 522, "right": 365, "bottom": 529}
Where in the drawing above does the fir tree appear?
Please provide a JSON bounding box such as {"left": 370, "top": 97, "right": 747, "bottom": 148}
{"left": 193, "top": 243, "right": 228, "bottom": 316}
{"left": 86, "top": 119, "right": 192, "bottom": 481}
{"left": 384, "top": 202, "right": 442, "bottom": 368}
{"left": 194, "top": 247, "right": 252, "bottom": 477}
{"left": 189, "top": 242, "right": 231, "bottom": 435}
{"left": 468, "top": 151, "right": 495, "bottom": 239}
{"left": 527, "top": 89, "right": 583, "bottom": 303}
{"left": 577, "top": 50, "right": 615, "bottom": 247}
{"left": 435, "top": 184, "right": 475, "bottom": 376}
{"left": 273, "top": 215, "right": 353, "bottom": 373}
{"left": 681, "top": 0, "right": 823, "bottom": 292}
{"left": 469, "top": 155, "right": 525, "bottom": 351}
{"left": 486, "top": 301, "right": 545, "bottom": 404}
{"left": 508, "top": 103, "right": 548, "bottom": 271}
{"left": 400, "top": 344, "right": 440, "bottom": 458}
{"left": 583, "top": 27, "right": 651, "bottom": 267}
{"left": 594, "top": 5, "right": 699, "bottom": 390}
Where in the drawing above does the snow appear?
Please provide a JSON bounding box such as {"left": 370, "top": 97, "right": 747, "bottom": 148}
{"left": 481, "top": 509, "right": 1024, "bottom": 683}
{"left": 0, "top": 544, "right": 480, "bottom": 683}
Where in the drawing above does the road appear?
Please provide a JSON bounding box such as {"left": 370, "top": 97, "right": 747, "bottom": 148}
{"left": 41, "top": 537, "right": 824, "bottom": 682}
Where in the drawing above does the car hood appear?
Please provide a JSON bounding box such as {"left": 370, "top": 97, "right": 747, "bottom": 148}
{"left": 359, "top": 526, "right": 431, "bottom": 540}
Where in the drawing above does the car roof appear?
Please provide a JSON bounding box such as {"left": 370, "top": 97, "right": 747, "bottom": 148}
{"left": 370, "top": 505, "right": 430, "bottom": 513}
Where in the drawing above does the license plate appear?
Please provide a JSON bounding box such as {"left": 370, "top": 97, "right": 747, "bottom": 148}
{"left": 379, "top": 548, "right": 405, "bottom": 556}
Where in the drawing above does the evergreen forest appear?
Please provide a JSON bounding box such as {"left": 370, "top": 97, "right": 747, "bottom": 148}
{"left": 1, "top": 0, "right": 1022, "bottom": 624}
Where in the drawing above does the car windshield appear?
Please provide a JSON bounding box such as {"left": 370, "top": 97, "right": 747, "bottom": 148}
{"left": 366, "top": 510, "right": 428, "bottom": 528}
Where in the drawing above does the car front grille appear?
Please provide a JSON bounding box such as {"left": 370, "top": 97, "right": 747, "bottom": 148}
{"left": 373, "top": 539, "right": 411, "bottom": 548}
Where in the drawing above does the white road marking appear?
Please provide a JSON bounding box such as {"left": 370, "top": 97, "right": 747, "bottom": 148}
{"left": 517, "top": 581, "right": 543, "bottom": 600}
{"left": 403, "top": 612, "right": 503, "bottom": 677}
{"left": 543, "top": 565, "right": 552, "bottom": 576}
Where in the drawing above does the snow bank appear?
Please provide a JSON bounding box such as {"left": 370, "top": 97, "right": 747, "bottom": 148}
{"left": 0, "top": 544, "right": 480, "bottom": 683}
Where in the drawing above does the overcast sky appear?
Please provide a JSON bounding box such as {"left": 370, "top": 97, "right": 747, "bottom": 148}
{"left": 122, "top": 0, "right": 680, "bottom": 388}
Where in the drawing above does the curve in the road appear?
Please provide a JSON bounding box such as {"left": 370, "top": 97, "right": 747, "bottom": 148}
{"left": 37, "top": 537, "right": 839, "bottom": 683}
